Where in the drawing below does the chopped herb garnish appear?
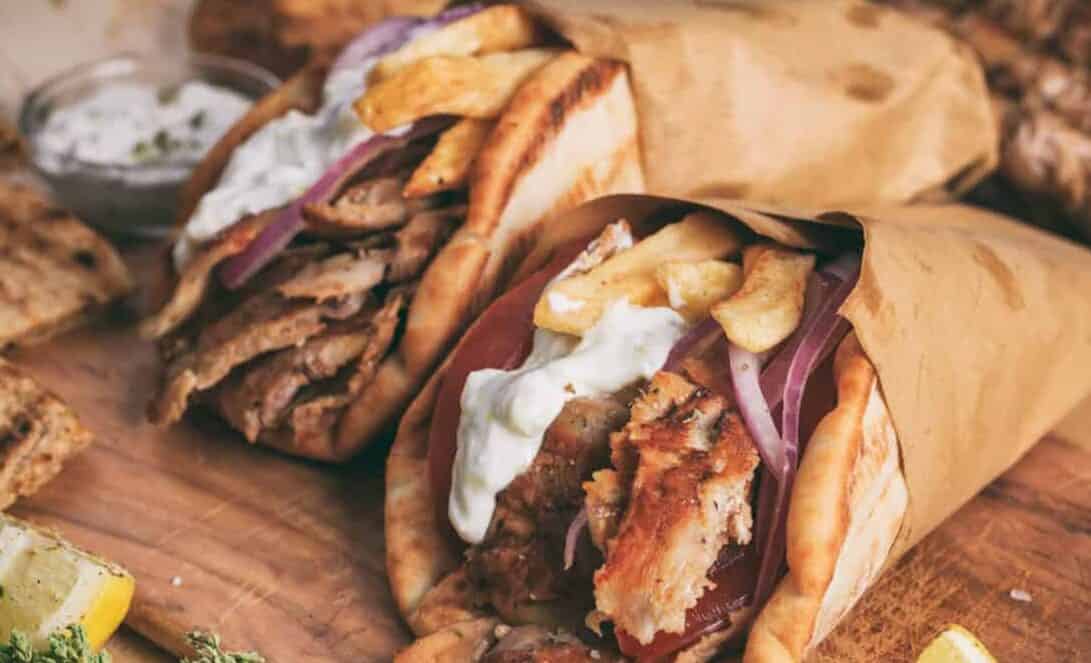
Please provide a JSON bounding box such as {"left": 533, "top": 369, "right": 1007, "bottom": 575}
{"left": 156, "top": 85, "right": 180, "bottom": 105}
{"left": 131, "top": 140, "right": 151, "bottom": 161}
{"left": 153, "top": 130, "right": 171, "bottom": 153}
{"left": 188, "top": 111, "right": 206, "bottom": 130}
{"left": 181, "top": 632, "right": 264, "bottom": 663}
{"left": 0, "top": 625, "right": 109, "bottom": 663}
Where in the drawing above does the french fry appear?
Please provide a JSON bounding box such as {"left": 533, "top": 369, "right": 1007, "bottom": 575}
{"left": 656, "top": 260, "right": 744, "bottom": 321}
{"left": 711, "top": 243, "right": 815, "bottom": 353}
{"left": 355, "top": 49, "right": 559, "bottom": 133}
{"left": 403, "top": 118, "right": 494, "bottom": 198}
{"left": 535, "top": 211, "right": 745, "bottom": 335}
{"left": 370, "top": 5, "right": 546, "bottom": 84}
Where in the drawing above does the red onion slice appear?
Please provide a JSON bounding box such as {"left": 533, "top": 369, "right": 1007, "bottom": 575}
{"left": 331, "top": 3, "right": 486, "bottom": 71}
{"left": 331, "top": 16, "right": 423, "bottom": 71}
{"left": 759, "top": 271, "right": 836, "bottom": 407}
{"left": 219, "top": 117, "right": 451, "bottom": 288}
{"left": 663, "top": 317, "right": 721, "bottom": 372}
{"left": 563, "top": 507, "right": 589, "bottom": 570}
{"left": 729, "top": 342, "right": 788, "bottom": 483}
{"left": 751, "top": 252, "right": 860, "bottom": 608}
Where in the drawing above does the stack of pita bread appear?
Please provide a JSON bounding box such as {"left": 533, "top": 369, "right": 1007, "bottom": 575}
{"left": 0, "top": 180, "right": 132, "bottom": 508}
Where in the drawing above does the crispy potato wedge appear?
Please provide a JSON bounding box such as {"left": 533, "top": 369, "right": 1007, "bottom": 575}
{"left": 535, "top": 211, "right": 744, "bottom": 335}
{"left": 354, "top": 49, "right": 559, "bottom": 133}
{"left": 656, "top": 259, "right": 744, "bottom": 321}
{"left": 712, "top": 243, "right": 815, "bottom": 353}
{"left": 403, "top": 118, "right": 494, "bottom": 198}
{"left": 370, "top": 5, "right": 545, "bottom": 83}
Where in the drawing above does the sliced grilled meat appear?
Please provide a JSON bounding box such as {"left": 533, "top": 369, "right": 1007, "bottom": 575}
{"left": 592, "top": 371, "right": 761, "bottom": 645}
{"left": 255, "top": 288, "right": 406, "bottom": 457}
{"left": 302, "top": 174, "right": 443, "bottom": 237}
{"left": 214, "top": 319, "right": 378, "bottom": 441}
{"left": 150, "top": 291, "right": 367, "bottom": 426}
{"left": 276, "top": 250, "right": 388, "bottom": 301}
{"left": 466, "top": 394, "right": 630, "bottom": 622}
{"left": 388, "top": 206, "right": 465, "bottom": 283}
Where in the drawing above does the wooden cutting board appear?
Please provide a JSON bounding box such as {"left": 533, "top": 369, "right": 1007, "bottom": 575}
{"left": 8, "top": 245, "right": 1091, "bottom": 662}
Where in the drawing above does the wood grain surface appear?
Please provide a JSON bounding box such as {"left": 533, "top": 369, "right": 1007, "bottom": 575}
{"left": 7, "top": 245, "right": 1091, "bottom": 662}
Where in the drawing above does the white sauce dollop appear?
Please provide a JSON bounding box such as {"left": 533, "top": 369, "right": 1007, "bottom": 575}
{"left": 449, "top": 301, "right": 689, "bottom": 544}
{"left": 37, "top": 80, "right": 250, "bottom": 174}
{"left": 173, "top": 62, "right": 401, "bottom": 267}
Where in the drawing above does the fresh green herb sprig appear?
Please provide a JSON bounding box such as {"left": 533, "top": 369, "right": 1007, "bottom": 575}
{"left": 0, "top": 625, "right": 109, "bottom": 663}
{"left": 181, "top": 632, "right": 264, "bottom": 663}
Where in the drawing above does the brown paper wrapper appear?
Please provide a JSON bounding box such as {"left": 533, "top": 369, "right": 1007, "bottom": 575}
{"left": 522, "top": 192, "right": 1091, "bottom": 579}
{"left": 522, "top": 0, "right": 997, "bottom": 208}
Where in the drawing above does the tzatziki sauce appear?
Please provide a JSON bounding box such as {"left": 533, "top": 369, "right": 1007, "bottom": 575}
{"left": 449, "top": 301, "right": 689, "bottom": 544}
{"left": 173, "top": 61, "right": 401, "bottom": 267}
{"left": 37, "top": 80, "right": 249, "bottom": 175}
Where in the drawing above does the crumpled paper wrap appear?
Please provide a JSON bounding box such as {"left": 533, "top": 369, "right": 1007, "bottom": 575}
{"left": 523, "top": 0, "right": 997, "bottom": 208}
{"left": 517, "top": 192, "right": 1091, "bottom": 649}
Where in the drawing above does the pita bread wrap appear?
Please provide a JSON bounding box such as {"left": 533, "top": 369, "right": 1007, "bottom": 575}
{"left": 385, "top": 194, "right": 1091, "bottom": 662}
{"left": 144, "top": 0, "right": 996, "bottom": 461}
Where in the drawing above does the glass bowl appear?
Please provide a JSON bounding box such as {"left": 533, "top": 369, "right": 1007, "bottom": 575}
{"left": 18, "top": 54, "right": 279, "bottom": 237}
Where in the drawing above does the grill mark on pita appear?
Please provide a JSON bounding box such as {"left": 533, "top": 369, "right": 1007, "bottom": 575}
{"left": 473, "top": 57, "right": 626, "bottom": 237}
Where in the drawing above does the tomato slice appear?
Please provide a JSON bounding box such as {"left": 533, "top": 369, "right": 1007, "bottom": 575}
{"left": 427, "top": 239, "right": 591, "bottom": 533}
{"left": 614, "top": 543, "right": 758, "bottom": 662}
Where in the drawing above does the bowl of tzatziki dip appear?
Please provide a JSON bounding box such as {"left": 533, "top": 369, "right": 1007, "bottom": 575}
{"left": 19, "top": 54, "right": 278, "bottom": 237}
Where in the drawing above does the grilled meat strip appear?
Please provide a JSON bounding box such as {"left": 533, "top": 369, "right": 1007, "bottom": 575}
{"left": 151, "top": 146, "right": 467, "bottom": 457}
{"left": 466, "top": 394, "right": 631, "bottom": 622}
{"left": 302, "top": 175, "right": 442, "bottom": 236}
{"left": 253, "top": 288, "right": 406, "bottom": 457}
{"left": 150, "top": 289, "right": 368, "bottom": 426}
{"left": 590, "top": 371, "right": 761, "bottom": 645}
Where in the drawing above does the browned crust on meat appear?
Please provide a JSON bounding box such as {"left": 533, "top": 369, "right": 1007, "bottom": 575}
{"left": 467, "top": 54, "right": 627, "bottom": 238}
{"left": 176, "top": 64, "right": 327, "bottom": 226}
{"left": 0, "top": 359, "right": 95, "bottom": 509}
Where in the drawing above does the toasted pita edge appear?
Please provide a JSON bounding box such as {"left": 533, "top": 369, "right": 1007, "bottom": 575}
{"left": 393, "top": 617, "right": 501, "bottom": 663}
{"left": 385, "top": 367, "right": 468, "bottom": 632}
{"left": 175, "top": 65, "right": 327, "bottom": 227}
{"left": 332, "top": 52, "right": 644, "bottom": 458}
{"left": 743, "top": 333, "right": 908, "bottom": 663}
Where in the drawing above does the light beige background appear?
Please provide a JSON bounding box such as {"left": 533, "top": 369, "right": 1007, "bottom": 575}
{"left": 0, "top": 0, "right": 194, "bottom": 122}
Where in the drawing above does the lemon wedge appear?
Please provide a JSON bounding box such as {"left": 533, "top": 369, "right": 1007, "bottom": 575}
{"left": 0, "top": 515, "right": 134, "bottom": 651}
{"left": 916, "top": 625, "right": 998, "bottom": 663}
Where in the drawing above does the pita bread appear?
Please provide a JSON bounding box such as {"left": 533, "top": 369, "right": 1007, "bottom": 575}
{"left": 0, "top": 358, "right": 95, "bottom": 509}
{"left": 0, "top": 181, "right": 132, "bottom": 347}
{"left": 151, "top": 45, "right": 643, "bottom": 460}
{"left": 385, "top": 217, "right": 907, "bottom": 661}
{"left": 744, "top": 333, "right": 906, "bottom": 662}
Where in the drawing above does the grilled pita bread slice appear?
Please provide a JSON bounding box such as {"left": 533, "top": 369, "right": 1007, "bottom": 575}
{"left": 0, "top": 181, "right": 132, "bottom": 347}
{"left": 0, "top": 359, "right": 95, "bottom": 509}
{"left": 386, "top": 299, "right": 906, "bottom": 661}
